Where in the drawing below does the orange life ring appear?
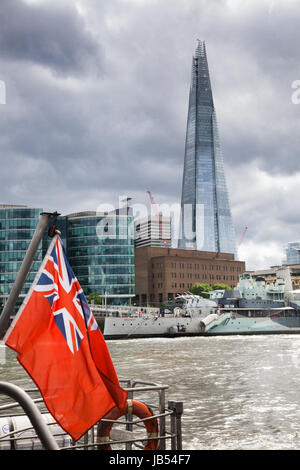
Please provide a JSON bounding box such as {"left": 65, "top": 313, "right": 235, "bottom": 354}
{"left": 97, "top": 399, "right": 159, "bottom": 450}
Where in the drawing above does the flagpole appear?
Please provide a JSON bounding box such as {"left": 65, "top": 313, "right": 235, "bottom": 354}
{"left": 0, "top": 212, "right": 54, "bottom": 339}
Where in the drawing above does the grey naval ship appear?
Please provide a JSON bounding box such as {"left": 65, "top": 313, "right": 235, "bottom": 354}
{"left": 205, "top": 267, "right": 300, "bottom": 335}
{"left": 102, "top": 267, "right": 300, "bottom": 339}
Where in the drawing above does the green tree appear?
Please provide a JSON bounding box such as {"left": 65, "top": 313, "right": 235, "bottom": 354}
{"left": 211, "top": 283, "right": 232, "bottom": 291}
{"left": 189, "top": 283, "right": 212, "bottom": 298}
{"left": 87, "top": 292, "right": 102, "bottom": 306}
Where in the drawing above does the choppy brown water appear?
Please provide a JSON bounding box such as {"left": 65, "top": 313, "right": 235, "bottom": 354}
{"left": 2, "top": 335, "right": 300, "bottom": 450}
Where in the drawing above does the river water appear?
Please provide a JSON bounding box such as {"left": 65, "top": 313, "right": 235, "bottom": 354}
{"left": 2, "top": 334, "right": 300, "bottom": 450}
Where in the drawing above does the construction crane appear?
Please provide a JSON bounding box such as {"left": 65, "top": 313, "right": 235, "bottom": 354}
{"left": 238, "top": 226, "right": 248, "bottom": 246}
{"left": 146, "top": 190, "right": 169, "bottom": 248}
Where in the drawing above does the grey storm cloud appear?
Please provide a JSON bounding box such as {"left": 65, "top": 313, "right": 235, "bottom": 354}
{"left": 0, "top": 0, "right": 102, "bottom": 76}
{"left": 0, "top": 0, "right": 300, "bottom": 269}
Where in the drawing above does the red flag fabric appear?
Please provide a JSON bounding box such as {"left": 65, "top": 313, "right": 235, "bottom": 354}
{"left": 4, "top": 235, "right": 127, "bottom": 441}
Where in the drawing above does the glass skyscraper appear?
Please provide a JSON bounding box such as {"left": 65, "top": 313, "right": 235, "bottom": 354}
{"left": 0, "top": 205, "right": 43, "bottom": 309}
{"left": 179, "top": 40, "right": 237, "bottom": 256}
{"left": 65, "top": 210, "right": 135, "bottom": 305}
{"left": 285, "top": 242, "right": 300, "bottom": 265}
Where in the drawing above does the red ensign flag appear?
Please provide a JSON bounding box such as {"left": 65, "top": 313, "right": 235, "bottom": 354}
{"left": 4, "top": 235, "right": 127, "bottom": 441}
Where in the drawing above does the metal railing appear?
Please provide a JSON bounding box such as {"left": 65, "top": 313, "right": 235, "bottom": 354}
{"left": 0, "top": 380, "right": 183, "bottom": 450}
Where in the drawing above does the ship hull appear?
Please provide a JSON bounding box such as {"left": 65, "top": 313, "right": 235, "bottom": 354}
{"left": 103, "top": 312, "right": 300, "bottom": 339}
{"left": 205, "top": 314, "right": 300, "bottom": 336}
{"left": 103, "top": 315, "right": 204, "bottom": 339}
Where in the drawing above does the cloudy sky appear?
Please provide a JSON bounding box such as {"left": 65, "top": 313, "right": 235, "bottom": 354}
{"left": 0, "top": 0, "right": 300, "bottom": 270}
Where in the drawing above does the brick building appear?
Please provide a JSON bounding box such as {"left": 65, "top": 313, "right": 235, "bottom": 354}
{"left": 134, "top": 246, "right": 246, "bottom": 307}
{"left": 251, "top": 265, "right": 300, "bottom": 290}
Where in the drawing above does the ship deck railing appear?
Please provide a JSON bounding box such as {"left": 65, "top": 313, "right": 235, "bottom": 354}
{"left": 0, "top": 380, "right": 183, "bottom": 451}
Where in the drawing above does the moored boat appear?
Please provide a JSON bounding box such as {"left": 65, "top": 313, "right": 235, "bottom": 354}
{"left": 103, "top": 295, "right": 218, "bottom": 339}
{"left": 103, "top": 268, "right": 300, "bottom": 339}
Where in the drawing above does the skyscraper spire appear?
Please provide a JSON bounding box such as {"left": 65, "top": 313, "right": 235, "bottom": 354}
{"left": 179, "top": 41, "right": 237, "bottom": 256}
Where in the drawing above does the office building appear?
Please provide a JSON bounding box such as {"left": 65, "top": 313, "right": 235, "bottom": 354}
{"left": 66, "top": 210, "right": 135, "bottom": 305}
{"left": 284, "top": 242, "right": 300, "bottom": 265}
{"left": 134, "top": 246, "right": 245, "bottom": 307}
{"left": 134, "top": 215, "right": 171, "bottom": 248}
{"left": 179, "top": 40, "right": 236, "bottom": 255}
{"left": 0, "top": 206, "right": 135, "bottom": 308}
{"left": 0, "top": 205, "right": 43, "bottom": 308}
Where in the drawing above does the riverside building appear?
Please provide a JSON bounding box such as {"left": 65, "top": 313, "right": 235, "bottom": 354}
{"left": 65, "top": 210, "right": 135, "bottom": 306}
{"left": 285, "top": 242, "right": 300, "bottom": 265}
{"left": 179, "top": 41, "right": 237, "bottom": 255}
{"left": 134, "top": 215, "right": 171, "bottom": 248}
{"left": 0, "top": 206, "right": 135, "bottom": 309}
{"left": 251, "top": 265, "right": 300, "bottom": 291}
{"left": 134, "top": 246, "right": 245, "bottom": 307}
{"left": 0, "top": 205, "right": 43, "bottom": 309}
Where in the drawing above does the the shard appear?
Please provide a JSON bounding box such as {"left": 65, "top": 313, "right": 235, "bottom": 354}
{"left": 179, "top": 40, "right": 237, "bottom": 255}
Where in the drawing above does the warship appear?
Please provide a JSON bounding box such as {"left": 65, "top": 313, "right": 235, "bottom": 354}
{"left": 103, "top": 267, "right": 300, "bottom": 338}
{"left": 203, "top": 267, "right": 300, "bottom": 335}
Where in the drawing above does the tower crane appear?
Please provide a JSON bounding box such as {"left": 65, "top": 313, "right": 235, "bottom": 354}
{"left": 146, "top": 191, "right": 169, "bottom": 248}
{"left": 238, "top": 226, "right": 248, "bottom": 246}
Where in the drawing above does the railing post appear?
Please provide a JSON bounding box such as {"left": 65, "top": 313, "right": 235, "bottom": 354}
{"left": 158, "top": 388, "right": 166, "bottom": 450}
{"left": 168, "top": 400, "right": 176, "bottom": 450}
{"left": 168, "top": 400, "right": 183, "bottom": 450}
{"left": 175, "top": 401, "right": 183, "bottom": 450}
{"left": 126, "top": 388, "right": 134, "bottom": 450}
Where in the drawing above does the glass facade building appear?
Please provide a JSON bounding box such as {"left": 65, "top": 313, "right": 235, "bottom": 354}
{"left": 66, "top": 210, "right": 135, "bottom": 305}
{"left": 285, "top": 242, "right": 300, "bottom": 265}
{"left": 0, "top": 205, "right": 43, "bottom": 309}
{"left": 179, "top": 41, "right": 237, "bottom": 256}
{"left": 0, "top": 207, "right": 135, "bottom": 310}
